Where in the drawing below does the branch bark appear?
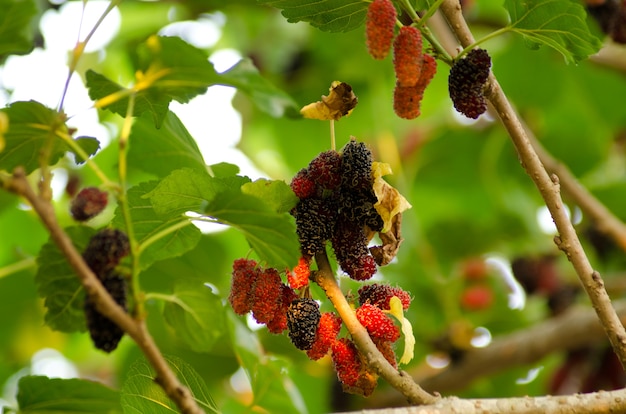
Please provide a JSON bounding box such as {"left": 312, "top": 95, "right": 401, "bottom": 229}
{"left": 439, "top": 0, "right": 626, "bottom": 371}
{"left": 313, "top": 251, "right": 439, "bottom": 406}
{"left": 4, "top": 168, "right": 204, "bottom": 414}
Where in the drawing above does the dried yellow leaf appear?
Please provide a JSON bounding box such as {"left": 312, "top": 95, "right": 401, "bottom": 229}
{"left": 372, "top": 162, "right": 412, "bottom": 233}
{"left": 300, "top": 81, "right": 358, "bottom": 120}
{"left": 388, "top": 296, "right": 415, "bottom": 365}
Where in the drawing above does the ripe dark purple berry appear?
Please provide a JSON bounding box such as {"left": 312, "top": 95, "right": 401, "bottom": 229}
{"left": 82, "top": 229, "right": 130, "bottom": 276}
{"left": 84, "top": 271, "right": 127, "bottom": 352}
{"left": 287, "top": 298, "right": 321, "bottom": 350}
{"left": 448, "top": 48, "right": 491, "bottom": 119}
{"left": 292, "top": 198, "right": 336, "bottom": 257}
{"left": 70, "top": 187, "right": 108, "bottom": 221}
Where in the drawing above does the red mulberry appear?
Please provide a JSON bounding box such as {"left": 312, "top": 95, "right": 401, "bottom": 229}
{"left": 448, "top": 48, "right": 491, "bottom": 119}
{"left": 250, "top": 268, "right": 283, "bottom": 324}
{"left": 84, "top": 271, "right": 127, "bottom": 352}
{"left": 228, "top": 258, "right": 259, "bottom": 315}
{"left": 287, "top": 298, "right": 321, "bottom": 350}
{"left": 291, "top": 168, "right": 316, "bottom": 199}
{"left": 71, "top": 187, "right": 108, "bottom": 221}
{"left": 356, "top": 303, "right": 400, "bottom": 342}
{"left": 266, "top": 284, "right": 298, "bottom": 334}
{"left": 308, "top": 150, "right": 342, "bottom": 193}
{"left": 393, "top": 26, "right": 423, "bottom": 87}
{"left": 358, "top": 284, "right": 412, "bottom": 310}
{"left": 82, "top": 229, "right": 130, "bottom": 276}
{"left": 365, "top": 0, "right": 397, "bottom": 60}
{"left": 393, "top": 83, "right": 422, "bottom": 120}
{"left": 307, "top": 312, "right": 343, "bottom": 360}
{"left": 331, "top": 338, "right": 362, "bottom": 387}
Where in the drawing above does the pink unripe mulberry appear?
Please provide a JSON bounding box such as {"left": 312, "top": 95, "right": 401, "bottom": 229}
{"left": 393, "top": 26, "right": 423, "bottom": 87}
{"left": 366, "top": 0, "right": 397, "bottom": 60}
{"left": 331, "top": 338, "right": 362, "bottom": 387}
{"left": 307, "top": 312, "right": 343, "bottom": 360}
{"left": 356, "top": 303, "right": 400, "bottom": 342}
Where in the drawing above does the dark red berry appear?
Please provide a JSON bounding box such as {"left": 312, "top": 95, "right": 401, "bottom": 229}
{"left": 84, "top": 270, "right": 127, "bottom": 352}
{"left": 266, "top": 284, "right": 298, "bottom": 334}
{"left": 71, "top": 187, "right": 108, "bottom": 221}
{"left": 228, "top": 258, "right": 259, "bottom": 315}
{"left": 448, "top": 48, "right": 491, "bottom": 119}
{"left": 82, "top": 229, "right": 130, "bottom": 276}
{"left": 308, "top": 150, "right": 342, "bottom": 192}
{"left": 287, "top": 298, "right": 321, "bottom": 350}
{"left": 358, "top": 284, "right": 412, "bottom": 310}
{"left": 290, "top": 168, "right": 316, "bottom": 199}
{"left": 365, "top": 0, "right": 397, "bottom": 60}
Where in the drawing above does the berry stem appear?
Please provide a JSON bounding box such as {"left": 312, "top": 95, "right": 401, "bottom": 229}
{"left": 330, "top": 119, "right": 336, "bottom": 151}
{"left": 313, "top": 250, "right": 438, "bottom": 405}
{"left": 439, "top": 0, "right": 626, "bottom": 372}
{"left": 459, "top": 27, "right": 512, "bottom": 59}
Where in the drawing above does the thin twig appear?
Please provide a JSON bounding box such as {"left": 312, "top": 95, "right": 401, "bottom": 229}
{"left": 3, "top": 168, "right": 204, "bottom": 414}
{"left": 313, "top": 250, "right": 439, "bottom": 405}
{"left": 438, "top": 0, "right": 626, "bottom": 370}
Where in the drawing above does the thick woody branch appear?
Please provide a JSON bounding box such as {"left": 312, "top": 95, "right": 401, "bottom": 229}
{"left": 4, "top": 168, "right": 203, "bottom": 414}
{"left": 439, "top": 0, "right": 626, "bottom": 371}
{"left": 313, "top": 251, "right": 439, "bottom": 406}
{"left": 336, "top": 389, "right": 626, "bottom": 414}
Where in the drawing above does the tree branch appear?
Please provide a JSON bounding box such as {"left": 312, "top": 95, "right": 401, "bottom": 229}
{"left": 439, "top": 0, "right": 626, "bottom": 371}
{"left": 3, "top": 168, "right": 204, "bottom": 414}
{"left": 313, "top": 251, "right": 439, "bottom": 406}
{"left": 336, "top": 389, "right": 626, "bottom": 414}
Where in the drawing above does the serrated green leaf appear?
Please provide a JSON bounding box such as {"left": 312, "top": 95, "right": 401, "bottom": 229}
{"left": 258, "top": 0, "right": 368, "bottom": 32}
{"left": 128, "top": 111, "right": 206, "bottom": 177}
{"left": 120, "top": 355, "right": 219, "bottom": 414}
{"left": 205, "top": 192, "right": 300, "bottom": 269}
{"left": 0, "top": 101, "right": 80, "bottom": 174}
{"left": 162, "top": 283, "right": 226, "bottom": 352}
{"left": 147, "top": 168, "right": 250, "bottom": 217}
{"left": 112, "top": 181, "right": 201, "bottom": 270}
{"left": 241, "top": 179, "right": 299, "bottom": 214}
{"left": 220, "top": 59, "right": 301, "bottom": 118}
{"left": 16, "top": 376, "right": 122, "bottom": 414}
{"left": 504, "top": 0, "right": 602, "bottom": 63}
{"left": 85, "top": 70, "right": 170, "bottom": 128}
{"left": 0, "top": 0, "right": 38, "bottom": 60}
{"left": 35, "top": 226, "right": 96, "bottom": 332}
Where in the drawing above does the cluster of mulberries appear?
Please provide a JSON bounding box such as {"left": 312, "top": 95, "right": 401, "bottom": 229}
{"left": 392, "top": 27, "right": 438, "bottom": 120}
{"left": 290, "top": 139, "right": 383, "bottom": 281}
{"left": 448, "top": 48, "right": 492, "bottom": 119}
{"left": 82, "top": 228, "right": 130, "bottom": 352}
{"left": 70, "top": 187, "right": 108, "bottom": 221}
{"left": 228, "top": 258, "right": 298, "bottom": 334}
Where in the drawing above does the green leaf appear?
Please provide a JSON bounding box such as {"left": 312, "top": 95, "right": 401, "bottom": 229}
{"left": 85, "top": 70, "right": 170, "bottom": 128}
{"left": 258, "top": 0, "right": 368, "bottom": 32}
{"left": 0, "top": 0, "right": 38, "bottom": 60}
{"left": 112, "top": 181, "right": 202, "bottom": 270}
{"left": 0, "top": 101, "right": 81, "bottom": 174}
{"left": 209, "top": 162, "right": 240, "bottom": 177}
{"left": 128, "top": 111, "right": 206, "bottom": 177}
{"left": 162, "top": 282, "right": 226, "bottom": 352}
{"left": 35, "top": 226, "right": 95, "bottom": 332}
{"left": 220, "top": 59, "right": 301, "bottom": 118}
{"left": 16, "top": 376, "right": 122, "bottom": 413}
{"left": 226, "top": 313, "right": 307, "bottom": 414}
{"left": 147, "top": 168, "right": 250, "bottom": 217}
{"left": 120, "top": 355, "right": 219, "bottom": 414}
{"left": 72, "top": 136, "right": 101, "bottom": 164}
{"left": 503, "top": 0, "right": 602, "bottom": 63}
{"left": 241, "top": 179, "right": 299, "bottom": 214}
{"left": 204, "top": 191, "right": 300, "bottom": 269}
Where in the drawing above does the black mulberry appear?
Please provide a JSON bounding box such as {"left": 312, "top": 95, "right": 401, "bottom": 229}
{"left": 82, "top": 229, "right": 130, "bottom": 276}
{"left": 84, "top": 271, "right": 127, "bottom": 352}
{"left": 448, "top": 48, "right": 491, "bottom": 119}
{"left": 287, "top": 298, "right": 321, "bottom": 350}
